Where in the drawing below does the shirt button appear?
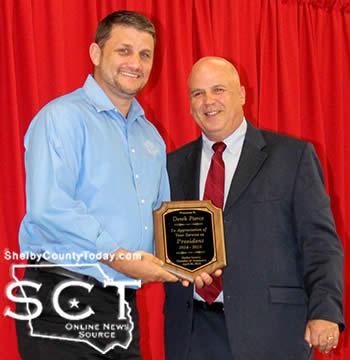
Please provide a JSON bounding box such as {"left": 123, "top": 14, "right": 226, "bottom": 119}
{"left": 135, "top": 174, "right": 139, "bottom": 179}
{"left": 145, "top": 226, "right": 148, "bottom": 231}
{"left": 131, "top": 148, "right": 135, "bottom": 153}
{"left": 141, "top": 199, "right": 145, "bottom": 204}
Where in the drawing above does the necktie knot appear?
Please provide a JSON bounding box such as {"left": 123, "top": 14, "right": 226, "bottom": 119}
{"left": 212, "top": 142, "right": 226, "bottom": 155}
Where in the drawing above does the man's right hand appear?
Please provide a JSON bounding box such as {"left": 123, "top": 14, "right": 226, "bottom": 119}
{"left": 179, "top": 269, "right": 223, "bottom": 288}
{"left": 103, "top": 248, "right": 178, "bottom": 284}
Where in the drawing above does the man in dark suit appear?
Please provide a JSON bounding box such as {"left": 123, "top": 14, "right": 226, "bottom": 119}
{"left": 164, "top": 57, "right": 344, "bottom": 360}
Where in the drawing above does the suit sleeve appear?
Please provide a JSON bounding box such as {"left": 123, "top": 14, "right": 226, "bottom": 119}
{"left": 293, "top": 143, "right": 344, "bottom": 329}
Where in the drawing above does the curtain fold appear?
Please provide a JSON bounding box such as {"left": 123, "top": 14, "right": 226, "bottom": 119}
{"left": 1, "top": 1, "right": 349, "bottom": 359}
{"left": 281, "top": 0, "right": 350, "bottom": 12}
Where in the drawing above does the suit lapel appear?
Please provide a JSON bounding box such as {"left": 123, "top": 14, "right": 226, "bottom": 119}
{"left": 224, "top": 122, "right": 267, "bottom": 213}
{"left": 182, "top": 137, "right": 202, "bottom": 200}
{"left": 180, "top": 124, "right": 267, "bottom": 207}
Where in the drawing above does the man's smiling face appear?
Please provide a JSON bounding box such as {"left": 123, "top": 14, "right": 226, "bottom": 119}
{"left": 189, "top": 58, "right": 245, "bottom": 142}
{"left": 91, "top": 25, "right": 154, "bottom": 102}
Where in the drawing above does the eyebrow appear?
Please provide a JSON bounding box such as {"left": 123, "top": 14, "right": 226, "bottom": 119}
{"left": 190, "top": 88, "right": 204, "bottom": 95}
{"left": 119, "top": 43, "right": 132, "bottom": 48}
{"left": 190, "top": 84, "right": 226, "bottom": 93}
{"left": 118, "top": 43, "right": 153, "bottom": 53}
{"left": 211, "top": 84, "right": 226, "bottom": 88}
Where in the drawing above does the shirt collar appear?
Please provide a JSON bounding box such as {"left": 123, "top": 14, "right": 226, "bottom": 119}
{"left": 202, "top": 118, "right": 247, "bottom": 154}
{"left": 82, "top": 75, "right": 145, "bottom": 121}
{"left": 126, "top": 96, "right": 145, "bottom": 122}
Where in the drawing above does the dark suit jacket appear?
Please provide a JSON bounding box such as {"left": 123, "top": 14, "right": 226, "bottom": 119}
{"left": 164, "top": 122, "right": 344, "bottom": 360}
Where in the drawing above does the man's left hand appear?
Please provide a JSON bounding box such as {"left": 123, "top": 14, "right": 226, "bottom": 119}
{"left": 304, "top": 319, "right": 340, "bottom": 353}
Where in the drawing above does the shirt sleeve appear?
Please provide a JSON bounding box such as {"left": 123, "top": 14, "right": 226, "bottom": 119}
{"left": 20, "top": 105, "right": 114, "bottom": 262}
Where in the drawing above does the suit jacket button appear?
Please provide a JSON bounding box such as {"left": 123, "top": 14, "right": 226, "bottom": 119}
{"left": 186, "top": 301, "right": 191, "bottom": 309}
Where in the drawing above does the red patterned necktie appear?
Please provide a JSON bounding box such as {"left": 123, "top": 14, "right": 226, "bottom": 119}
{"left": 196, "top": 141, "right": 226, "bottom": 304}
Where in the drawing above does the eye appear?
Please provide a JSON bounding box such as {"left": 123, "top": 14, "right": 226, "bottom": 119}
{"left": 191, "top": 91, "right": 203, "bottom": 98}
{"left": 117, "top": 48, "right": 130, "bottom": 55}
{"left": 140, "top": 51, "right": 152, "bottom": 60}
{"left": 213, "top": 87, "right": 225, "bottom": 94}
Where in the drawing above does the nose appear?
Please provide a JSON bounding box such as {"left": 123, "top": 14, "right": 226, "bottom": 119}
{"left": 203, "top": 92, "right": 215, "bottom": 105}
{"left": 127, "top": 53, "right": 142, "bottom": 70}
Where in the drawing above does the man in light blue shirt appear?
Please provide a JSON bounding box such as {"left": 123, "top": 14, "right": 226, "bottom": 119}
{"left": 16, "top": 11, "right": 177, "bottom": 360}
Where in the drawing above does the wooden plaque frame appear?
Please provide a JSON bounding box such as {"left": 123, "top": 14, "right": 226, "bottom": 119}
{"left": 153, "top": 200, "right": 226, "bottom": 281}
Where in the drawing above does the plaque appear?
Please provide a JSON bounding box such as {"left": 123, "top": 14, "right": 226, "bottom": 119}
{"left": 153, "top": 200, "right": 226, "bottom": 281}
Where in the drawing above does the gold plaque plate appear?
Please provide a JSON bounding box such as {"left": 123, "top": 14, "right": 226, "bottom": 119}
{"left": 153, "top": 200, "right": 226, "bottom": 281}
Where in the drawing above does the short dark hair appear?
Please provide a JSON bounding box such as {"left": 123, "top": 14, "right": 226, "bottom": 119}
{"left": 95, "top": 10, "right": 156, "bottom": 48}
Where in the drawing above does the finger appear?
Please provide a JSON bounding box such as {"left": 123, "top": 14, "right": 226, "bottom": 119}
{"left": 324, "top": 343, "right": 335, "bottom": 354}
{"left": 318, "top": 333, "right": 328, "bottom": 349}
{"left": 213, "top": 269, "right": 222, "bottom": 277}
{"left": 324, "top": 335, "right": 339, "bottom": 353}
{"left": 332, "top": 336, "right": 339, "bottom": 349}
{"left": 304, "top": 325, "right": 312, "bottom": 348}
{"left": 200, "top": 272, "right": 213, "bottom": 286}
{"left": 151, "top": 266, "right": 178, "bottom": 282}
{"left": 318, "top": 331, "right": 339, "bottom": 353}
{"left": 309, "top": 327, "right": 320, "bottom": 348}
{"left": 181, "top": 280, "right": 190, "bottom": 287}
{"left": 317, "top": 343, "right": 328, "bottom": 353}
{"left": 163, "top": 268, "right": 179, "bottom": 282}
{"left": 162, "top": 271, "right": 178, "bottom": 282}
{"left": 317, "top": 333, "right": 336, "bottom": 353}
{"left": 194, "top": 276, "right": 205, "bottom": 289}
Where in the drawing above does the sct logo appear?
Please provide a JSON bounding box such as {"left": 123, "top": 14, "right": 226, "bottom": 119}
{"left": 4, "top": 263, "right": 141, "bottom": 354}
{"left": 5, "top": 279, "right": 135, "bottom": 321}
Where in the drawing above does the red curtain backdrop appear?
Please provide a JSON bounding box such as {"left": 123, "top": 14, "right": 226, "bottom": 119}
{"left": 0, "top": 0, "right": 349, "bottom": 359}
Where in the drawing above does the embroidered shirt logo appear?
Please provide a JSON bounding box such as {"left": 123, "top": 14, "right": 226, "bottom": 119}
{"left": 144, "top": 140, "right": 159, "bottom": 156}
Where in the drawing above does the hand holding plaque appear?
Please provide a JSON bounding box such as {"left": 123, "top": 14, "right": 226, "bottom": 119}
{"left": 153, "top": 200, "right": 226, "bottom": 281}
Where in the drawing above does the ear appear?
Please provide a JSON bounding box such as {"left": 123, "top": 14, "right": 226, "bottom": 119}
{"left": 240, "top": 86, "right": 246, "bottom": 105}
{"left": 89, "top": 43, "right": 101, "bottom": 66}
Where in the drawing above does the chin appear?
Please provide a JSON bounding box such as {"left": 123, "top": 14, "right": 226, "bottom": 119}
{"left": 205, "top": 126, "right": 223, "bottom": 134}
{"left": 118, "top": 85, "right": 142, "bottom": 96}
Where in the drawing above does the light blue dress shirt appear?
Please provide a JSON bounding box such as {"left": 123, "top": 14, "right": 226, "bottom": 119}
{"left": 19, "top": 75, "right": 170, "bottom": 283}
